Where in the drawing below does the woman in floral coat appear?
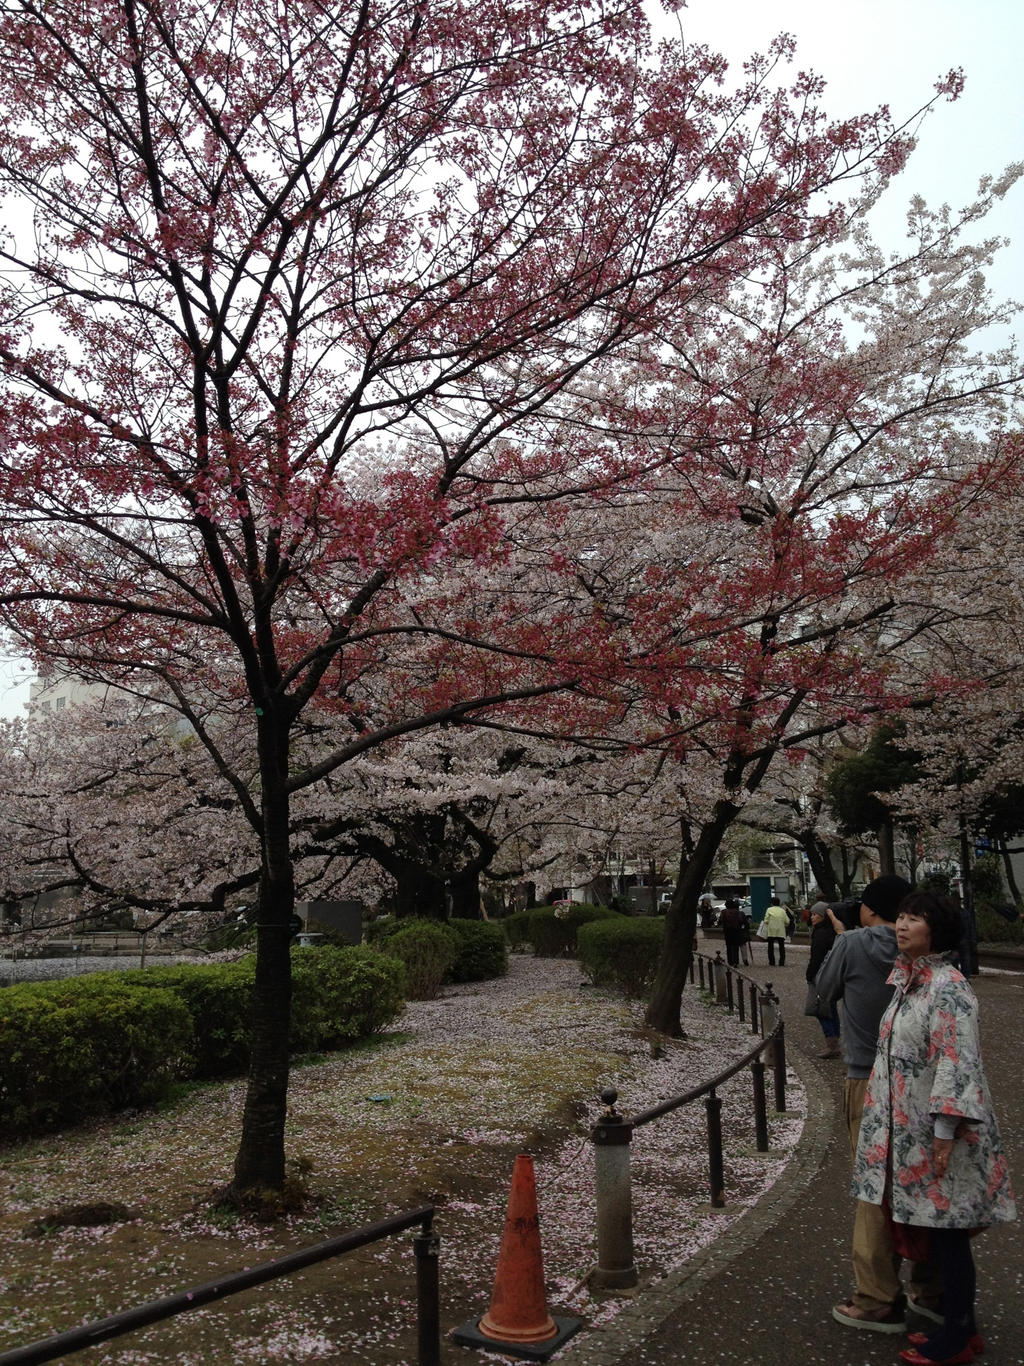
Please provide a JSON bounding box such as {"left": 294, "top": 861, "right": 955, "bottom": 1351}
{"left": 852, "top": 891, "right": 1016, "bottom": 1366}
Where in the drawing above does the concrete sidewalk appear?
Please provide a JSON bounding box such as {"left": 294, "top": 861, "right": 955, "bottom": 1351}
{"left": 563, "top": 952, "right": 1024, "bottom": 1366}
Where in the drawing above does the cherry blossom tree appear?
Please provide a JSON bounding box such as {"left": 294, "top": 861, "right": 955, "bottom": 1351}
{"left": 525, "top": 162, "right": 1024, "bottom": 1030}
{"left": 0, "top": 0, "right": 989, "bottom": 1185}
{"left": 878, "top": 466, "right": 1024, "bottom": 903}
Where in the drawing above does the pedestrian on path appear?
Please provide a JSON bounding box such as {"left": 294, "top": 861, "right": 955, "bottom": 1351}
{"left": 815, "top": 873, "right": 944, "bottom": 1334}
{"left": 721, "top": 898, "right": 750, "bottom": 967}
{"left": 762, "top": 900, "right": 789, "bottom": 967}
{"left": 853, "top": 891, "right": 1016, "bottom": 1365}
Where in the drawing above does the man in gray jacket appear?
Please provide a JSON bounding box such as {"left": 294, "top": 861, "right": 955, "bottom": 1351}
{"left": 815, "top": 874, "right": 942, "bottom": 1333}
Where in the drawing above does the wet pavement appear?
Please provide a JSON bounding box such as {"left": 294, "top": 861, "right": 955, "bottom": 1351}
{"left": 559, "top": 941, "right": 1024, "bottom": 1366}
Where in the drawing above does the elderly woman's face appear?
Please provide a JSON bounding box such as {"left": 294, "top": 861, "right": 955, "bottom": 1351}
{"left": 895, "top": 909, "right": 932, "bottom": 960}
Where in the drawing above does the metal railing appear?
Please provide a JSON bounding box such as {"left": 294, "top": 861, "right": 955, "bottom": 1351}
{"left": 590, "top": 952, "right": 787, "bottom": 1290}
{"left": 0, "top": 1206, "right": 440, "bottom": 1366}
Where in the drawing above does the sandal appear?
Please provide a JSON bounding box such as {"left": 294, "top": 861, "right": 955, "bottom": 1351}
{"left": 831, "top": 1298, "right": 906, "bottom": 1333}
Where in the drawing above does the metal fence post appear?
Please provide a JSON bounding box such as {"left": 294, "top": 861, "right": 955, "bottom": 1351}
{"left": 749, "top": 981, "right": 759, "bottom": 1033}
{"left": 591, "top": 1089, "right": 638, "bottom": 1289}
{"left": 712, "top": 952, "right": 728, "bottom": 1005}
{"left": 760, "top": 985, "right": 777, "bottom": 1061}
{"left": 705, "top": 1088, "right": 725, "bottom": 1207}
{"left": 413, "top": 1220, "right": 441, "bottom": 1366}
{"left": 725, "top": 966, "right": 734, "bottom": 1013}
{"left": 751, "top": 1058, "right": 769, "bottom": 1152}
{"left": 772, "top": 1018, "right": 787, "bottom": 1113}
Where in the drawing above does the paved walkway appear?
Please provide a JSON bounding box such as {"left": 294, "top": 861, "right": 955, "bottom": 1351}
{"left": 559, "top": 942, "right": 1024, "bottom": 1366}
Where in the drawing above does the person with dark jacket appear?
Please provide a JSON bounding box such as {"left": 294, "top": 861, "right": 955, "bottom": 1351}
{"left": 720, "top": 898, "right": 749, "bottom": 967}
{"left": 806, "top": 900, "right": 841, "bottom": 1058}
{"left": 816, "top": 874, "right": 943, "bottom": 1334}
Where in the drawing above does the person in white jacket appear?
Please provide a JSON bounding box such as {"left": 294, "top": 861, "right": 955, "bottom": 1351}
{"left": 761, "top": 901, "right": 789, "bottom": 967}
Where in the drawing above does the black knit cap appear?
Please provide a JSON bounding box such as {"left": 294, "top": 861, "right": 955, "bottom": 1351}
{"left": 860, "top": 875, "right": 913, "bottom": 923}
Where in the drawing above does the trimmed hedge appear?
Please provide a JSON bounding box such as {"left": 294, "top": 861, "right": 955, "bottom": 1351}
{"left": 577, "top": 917, "right": 665, "bottom": 998}
{"left": 379, "top": 920, "right": 459, "bottom": 999}
{"left": 0, "top": 978, "right": 192, "bottom": 1133}
{"left": 500, "top": 909, "right": 534, "bottom": 950}
{"left": 370, "top": 916, "right": 509, "bottom": 989}
{"left": 446, "top": 919, "right": 508, "bottom": 983}
{"left": 121, "top": 960, "right": 255, "bottom": 1078}
{"left": 0, "top": 947, "right": 406, "bottom": 1135}
{"left": 290, "top": 945, "right": 404, "bottom": 1046}
{"left": 522, "top": 904, "right": 622, "bottom": 957}
{"left": 124, "top": 947, "right": 405, "bottom": 1076}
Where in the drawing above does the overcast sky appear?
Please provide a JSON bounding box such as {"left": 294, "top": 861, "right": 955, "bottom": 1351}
{"left": 1, "top": 0, "right": 1020, "bottom": 719}
{"left": 673, "top": 0, "right": 1023, "bottom": 303}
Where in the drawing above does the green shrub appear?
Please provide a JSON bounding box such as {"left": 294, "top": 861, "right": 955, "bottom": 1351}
{"left": 378, "top": 920, "right": 458, "bottom": 999}
{"left": 122, "top": 960, "right": 256, "bottom": 1079}
{"left": 290, "top": 945, "right": 405, "bottom": 1047}
{"left": 501, "top": 910, "right": 534, "bottom": 950}
{"left": 577, "top": 917, "right": 665, "bottom": 998}
{"left": 525, "top": 903, "right": 621, "bottom": 957}
{"left": 446, "top": 919, "right": 508, "bottom": 982}
{"left": 0, "top": 948, "right": 406, "bottom": 1137}
{"left": 0, "top": 978, "right": 193, "bottom": 1133}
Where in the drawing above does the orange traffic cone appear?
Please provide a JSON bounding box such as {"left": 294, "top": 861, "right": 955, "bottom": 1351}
{"left": 479, "top": 1153, "right": 557, "bottom": 1345}
{"left": 451, "top": 1154, "right": 581, "bottom": 1361}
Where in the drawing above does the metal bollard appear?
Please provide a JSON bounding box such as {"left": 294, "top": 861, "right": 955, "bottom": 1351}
{"left": 760, "top": 986, "right": 778, "bottom": 1063}
{"left": 712, "top": 952, "right": 728, "bottom": 1005}
{"left": 591, "top": 1088, "right": 638, "bottom": 1289}
{"left": 705, "top": 1088, "right": 725, "bottom": 1208}
{"left": 751, "top": 1058, "right": 769, "bottom": 1152}
{"left": 772, "top": 1018, "right": 788, "bottom": 1113}
{"left": 725, "top": 966, "right": 734, "bottom": 1013}
{"left": 413, "top": 1222, "right": 441, "bottom": 1366}
{"left": 749, "top": 981, "right": 759, "bottom": 1033}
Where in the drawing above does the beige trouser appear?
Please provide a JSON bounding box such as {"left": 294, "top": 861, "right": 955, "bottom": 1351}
{"left": 844, "top": 1078, "right": 942, "bottom": 1311}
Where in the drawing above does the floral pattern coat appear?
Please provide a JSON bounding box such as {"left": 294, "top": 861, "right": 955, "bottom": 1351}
{"left": 852, "top": 953, "right": 1016, "bottom": 1229}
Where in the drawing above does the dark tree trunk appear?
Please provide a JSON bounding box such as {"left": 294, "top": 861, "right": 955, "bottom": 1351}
{"left": 838, "top": 845, "right": 859, "bottom": 898}
{"left": 449, "top": 868, "right": 482, "bottom": 919}
{"left": 645, "top": 800, "right": 739, "bottom": 1036}
{"left": 394, "top": 865, "right": 448, "bottom": 919}
{"left": 232, "top": 723, "right": 295, "bottom": 1196}
{"left": 800, "top": 834, "right": 839, "bottom": 901}
{"left": 877, "top": 818, "right": 896, "bottom": 876}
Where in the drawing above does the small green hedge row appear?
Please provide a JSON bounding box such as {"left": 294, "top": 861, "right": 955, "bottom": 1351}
{"left": 369, "top": 917, "right": 508, "bottom": 997}
{"left": 290, "top": 943, "right": 405, "bottom": 1045}
{"left": 0, "top": 979, "right": 193, "bottom": 1133}
{"left": 500, "top": 909, "right": 534, "bottom": 950}
{"left": 379, "top": 921, "right": 458, "bottom": 999}
{"left": 119, "top": 960, "right": 256, "bottom": 1078}
{"left": 503, "top": 904, "right": 622, "bottom": 956}
{"left": 0, "top": 946, "right": 404, "bottom": 1135}
{"left": 577, "top": 917, "right": 665, "bottom": 998}
{"left": 446, "top": 919, "right": 508, "bottom": 983}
